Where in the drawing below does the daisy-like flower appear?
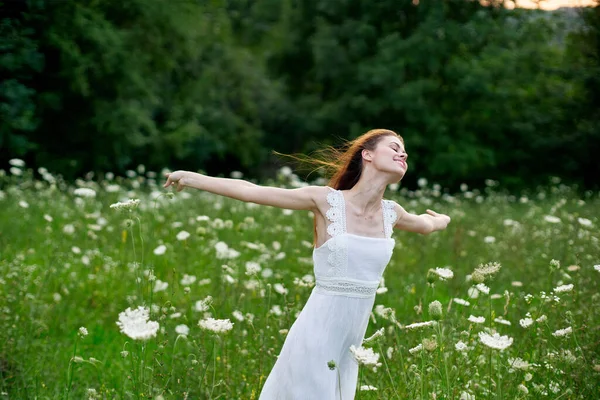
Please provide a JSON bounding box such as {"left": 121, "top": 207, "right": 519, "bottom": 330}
{"left": 194, "top": 296, "right": 213, "bottom": 312}
{"left": 175, "top": 324, "right": 190, "bottom": 336}
{"left": 116, "top": 306, "right": 159, "bottom": 341}
{"left": 478, "top": 332, "right": 513, "bottom": 351}
{"left": 363, "top": 328, "right": 385, "bottom": 344}
{"left": 110, "top": 199, "right": 140, "bottom": 212}
{"left": 74, "top": 188, "right": 96, "bottom": 198}
{"left": 360, "top": 385, "right": 378, "bottom": 391}
{"left": 176, "top": 230, "right": 190, "bottom": 241}
{"left": 153, "top": 280, "right": 168, "bottom": 293}
{"left": 198, "top": 318, "right": 234, "bottom": 334}
{"left": 273, "top": 283, "right": 288, "bottom": 295}
{"left": 494, "top": 317, "right": 511, "bottom": 326}
{"left": 9, "top": 158, "right": 25, "bottom": 167}
{"left": 432, "top": 267, "right": 454, "bottom": 280}
{"left": 544, "top": 215, "right": 561, "bottom": 223}
{"left": 484, "top": 236, "right": 496, "bottom": 244}
{"left": 475, "top": 283, "right": 490, "bottom": 294}
{"left": 552, "top": 326, "right": 572, "bottom": 338}
{"left": 593, "top": 265, "right": 600, "bottom": 272}
{"left": 349, "top": 345, "right": 381, "bottom": 367}
{"left": 153, "top": 245, "right": 167, "bottom": 255}
{"left": 453, "top": 298, "right": 470, "bottom": 306}
{"left": 508, "top": 357, "right": 531, "bottom": 371}
{"left": 577, "top": 217, "right": 592, "bottom": 227}
{"left": 455, "top": 341, "right": 468, "bottom": 352}
{"left": 519, "top": 317, "right": 534, "bottom": 328}
{"left": 468, "top": 315, "right": 485, "bottom": 324}
{"left": 553, "top": 284, "right": 573, "bottom": 293}
{"left": 78, "top": 327, "right": 88, "bottom": 338}
{"left": 180, "top": 274, "right": 196, "bottom": 285}
{"left": 403, "top": 321, "right": 437, "bottom": 330}
{"left": 474, "top": 262, "right": 502, "bottom": 277}
{"left": 245, "top": 261, "right": 261, "bottom": 276}
{"left": 409, "top": 344, "right": 423, "bottom": 354}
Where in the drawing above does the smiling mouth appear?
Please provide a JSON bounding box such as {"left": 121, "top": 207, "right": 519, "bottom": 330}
{"left": 395, "top": 160, "right": 407, "bottom": 168}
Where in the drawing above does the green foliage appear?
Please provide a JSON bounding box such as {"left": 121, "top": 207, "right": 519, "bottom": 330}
{"left": 1, "top": 0, "right": 599, "bottom": 190}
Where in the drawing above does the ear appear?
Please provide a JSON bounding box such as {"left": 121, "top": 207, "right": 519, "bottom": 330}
{"left": 361, "top": 148, "right": 373, "bottom": 162}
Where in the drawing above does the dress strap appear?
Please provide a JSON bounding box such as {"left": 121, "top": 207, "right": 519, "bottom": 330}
{"left": 382, "top": 200, "right": 398, "bottom": 238}
{"left": 325, "top": 188, "right": 346, "bottom": 238}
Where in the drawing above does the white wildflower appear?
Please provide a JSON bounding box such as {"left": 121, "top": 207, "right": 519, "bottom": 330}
{"left": 194, "top": 296, "right": 213, "bottom": 312}
{"left": 110, "top": 199, "right": 140, "bottom": 212}
{"left": 198, "top": 318, "right": 234, "bottom": 334}
{"left": 360, "top": 385, "right": 378, "bottom": 391}
{"left": 349, "top": 345, "right": 381, "bottom": 366}
{"left": 475, "top": 262, "right": 502, "bottom": 276}
{"left": 577, "top": 217, "right": 592, "bottom": 227}
{"left": 180, "top": 274, "right": 196, "bottom": 286}
{"left": 176, "top": 230, "right": 190, "bottom": 241}
{"left": 520, "top": 317, "right": 534, "bottom": 328}
{"left": 116, "top": 306, "right": 159, "bottom": 341}
{"left": 467, "top": 287, "right": 479, "bottom": 299}
{"left": 153, "top": 245, "right": 167, "bottom": 255}
{"left": 517, "top": 384, "right": 529, "bottom": 395}
{"left": 232, "top": 310, "right": 245, "bottom": 321}
{"left": 175, "top": 324, "right": 190, "bottom": 336}
{"left": 455, "top": 341, "right": 468, "bottom": 352}
{"left": 544, "top": 215, "right": 561, "bottom": 223}
{"left": 245, "top": 261, "right": 261, "bottom": 276}
{"left": 494, "top": 317, "right": 511, "bottom": 326}
{"left": 552, "top": 327, "right": 572, "bottom": 338}
{"left": 9, "top": 158, "right": 25, "bottom": 167}
{"left": 478, "top": 332, "right": 513, "bottom": 351}
{"left": 403, "top": 321, "right": 437, "bottom": 330}
{"left": 553, "top": 284, "right": 573, "bottom": 293}
{"left": 409, "top": 344, "right": 423, "bottom": 354}
{"left": 475, "top": 283, "right": 490, "bottom": 294}
{"left": 508, "top": 357, "right": 531, "bottom": 371}
{"left": 453, "top": 298, "right": 470, "bottom": 306}
{"left": 78, "top": 327, "right": 88, "bottom": 338}
{"left": 74, "top": 188, "right": 96, "bottom": 198}
{"left": 432, "top": 267, "right": 454, "bottom": 280}
{"left": 273, "top": 283, "right": 288, "bottom": 295}
{"left": 63, "top": 224, "right": 75, "bottom": 235}
{"left": 153, "top": 280, "right": 168, "bottom": 293}
{"left": 468, "top": 315, "right": 485, "bottom": 324}
{"left": 363, "top": 328, "right": 385, "bottom": 344}
{"left": 484, "top": 236, "right": 496, "bottom": 244}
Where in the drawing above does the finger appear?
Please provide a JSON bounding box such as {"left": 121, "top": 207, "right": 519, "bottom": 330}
{"left": 426, "top": 209, "right": 438, "bottom": 217}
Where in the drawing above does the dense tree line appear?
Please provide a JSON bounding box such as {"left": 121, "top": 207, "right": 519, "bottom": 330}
{"left": 1, "top": 0, "right": 598, "bottom": 190}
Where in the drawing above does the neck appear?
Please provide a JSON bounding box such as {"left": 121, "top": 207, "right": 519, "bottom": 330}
{"left": 345, "top": 174, "right": 389, "bottom": 215}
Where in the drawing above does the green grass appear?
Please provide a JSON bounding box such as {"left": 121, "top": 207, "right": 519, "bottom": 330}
{"left": 0, "top": 167, "right": 599, "bottom": 399}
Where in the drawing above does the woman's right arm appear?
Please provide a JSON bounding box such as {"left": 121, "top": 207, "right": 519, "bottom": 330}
{"left": 163, "top": 170, "right": 323, "bottom": 212}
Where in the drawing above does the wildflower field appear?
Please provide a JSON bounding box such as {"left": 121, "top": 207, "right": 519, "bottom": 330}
{"left": 1, "top": 163, "right": 599, "bottom": 400}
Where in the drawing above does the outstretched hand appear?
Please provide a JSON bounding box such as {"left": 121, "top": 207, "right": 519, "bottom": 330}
{"left": 425, "top": 209, "right": 451, "bottom": 230}
{"left": 163, "top": 171, "right": 187, "bottom": 192}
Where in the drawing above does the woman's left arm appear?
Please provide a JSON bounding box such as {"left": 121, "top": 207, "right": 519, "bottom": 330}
{"left": 393, "top": 203, "right": 451, "bottom": 235}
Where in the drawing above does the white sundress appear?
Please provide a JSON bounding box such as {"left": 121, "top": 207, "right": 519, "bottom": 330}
{"left": 259, "top": 187, "right": 398, "bottom": 400}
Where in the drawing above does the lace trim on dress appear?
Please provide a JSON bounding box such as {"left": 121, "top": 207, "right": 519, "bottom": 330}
{"left": 324, "top": 188, "right": 347, "bottom": 276}
{"left": 382, "top": 200, "right": 398, "bottom": 238}
{"left": 314, "top": 277, "right": 379, "bottom": 298}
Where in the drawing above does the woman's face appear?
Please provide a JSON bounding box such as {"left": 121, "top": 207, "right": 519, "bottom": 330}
{"left": 367, "top": 136, "right": 408, "bottom": 180}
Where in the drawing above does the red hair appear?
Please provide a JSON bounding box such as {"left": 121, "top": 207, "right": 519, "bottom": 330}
{"left": 282, "top": 128, "right": 403, "bottom": 244}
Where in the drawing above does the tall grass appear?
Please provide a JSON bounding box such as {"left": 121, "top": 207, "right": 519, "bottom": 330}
{"left": 0, "top": 165, "right": 598, "bottom": 399}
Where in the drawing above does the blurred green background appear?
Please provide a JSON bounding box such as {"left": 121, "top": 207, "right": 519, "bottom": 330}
{"left": 1, "top": 0, "right": 599, "bottom": 190}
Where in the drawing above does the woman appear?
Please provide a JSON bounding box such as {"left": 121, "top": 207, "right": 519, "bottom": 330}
{"left": 163, "top": 128, "right": 451, "bottom": 399}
